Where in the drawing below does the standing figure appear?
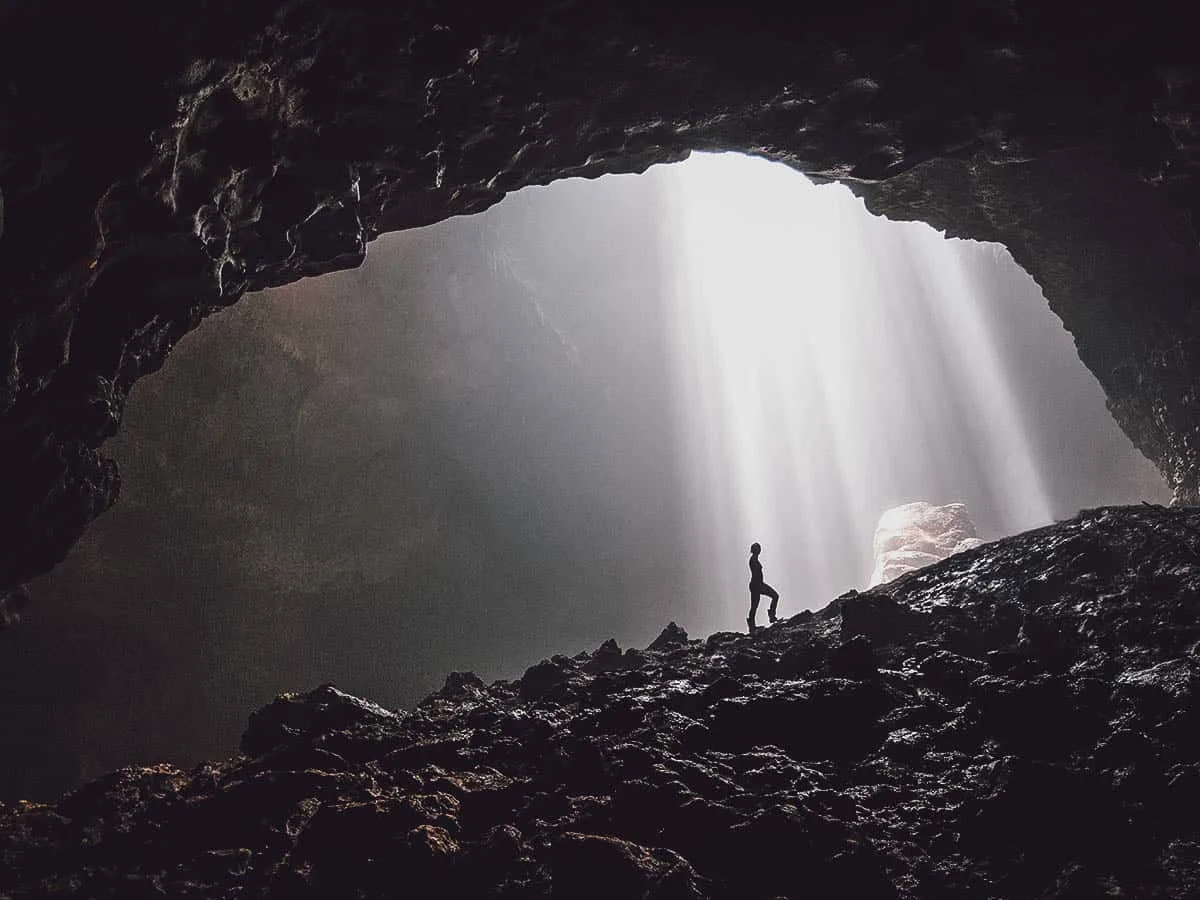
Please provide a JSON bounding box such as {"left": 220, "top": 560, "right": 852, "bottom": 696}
{"left": 747, "top": 541, "right": 780, "bottom": 631}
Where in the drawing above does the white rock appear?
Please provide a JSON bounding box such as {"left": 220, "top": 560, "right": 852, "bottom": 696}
{"left": 869, "top": 501, "right": 985, "bottom": 587}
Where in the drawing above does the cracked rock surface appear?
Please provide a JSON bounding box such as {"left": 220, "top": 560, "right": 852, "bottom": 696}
{"left": 3, "top": 504, "right": 1200, "bottom": 897}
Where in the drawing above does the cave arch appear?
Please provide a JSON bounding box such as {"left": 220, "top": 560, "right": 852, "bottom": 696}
{"left": 0, "top": 0, "right": 1197, "bottom": 597}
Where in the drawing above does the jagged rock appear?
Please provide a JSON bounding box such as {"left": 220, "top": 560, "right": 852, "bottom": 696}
{"left": 426, "top": 671, "right": 488, "bottom": 704}
{"left": 549, "top": 832, "right": 704, "bottom": 900}
{"left": 648, "top": 622, "right": 690, "bottom": 652}
{"left": 838, "top": 591, "right": 927, "bottom": 651}
{"left": 727, "top": 803, "right": 897, "bottom": 899}
{"left": 917, "top": 649, "right": 989, "bottom": 700}
{"left": 828, "top": 635, "right": 880, "bottom": 681}
{"left": 704, "top": 632, "right": 742, "bottom": 650}
{"left": 3, "top": 505, "right": 1200, "bottom": 897}
{"left": 582, "top": 638, "right": 643, "bottom": 674}
{"left": 0, "top": 585, "right": 28, "bottom": 627}
{"left": 240, "top": 683, "right": 402, "bottom": 757}
{"left": 1116, "top": 658, "right": 1200, "bottom": 708}
{"left": 518, "top": 659, "right": 570, "bottom": 700}
{"left": 405, "top": 823, "right": 461, "bottom": 867}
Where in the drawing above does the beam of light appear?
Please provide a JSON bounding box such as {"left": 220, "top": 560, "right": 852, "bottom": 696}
{"left": 660, "top": 152, "right": 1054, "bottom": 632}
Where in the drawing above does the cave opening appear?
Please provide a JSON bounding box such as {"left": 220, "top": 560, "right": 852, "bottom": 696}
{"left": 2, "top": 152, "right": 1170, "bottom": 802}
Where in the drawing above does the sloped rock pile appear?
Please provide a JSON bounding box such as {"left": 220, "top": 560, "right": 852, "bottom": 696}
{"left": 3, "top": 505, "right": 1200, "bottom": 898}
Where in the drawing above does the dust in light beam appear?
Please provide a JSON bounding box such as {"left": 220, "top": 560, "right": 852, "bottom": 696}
{"left": 659, "top": 152, "right": 1053, "bottom": 631}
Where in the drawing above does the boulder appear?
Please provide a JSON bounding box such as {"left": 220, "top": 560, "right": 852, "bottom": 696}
{"left": 548, "top": 832, "right": 704, "bottom": 900}
{"left": 648, "top": 622, "right": 690, "bottom": 652}
{"left": 870, "top": 501, "right": 985, "bottom": 586}
{"left": 519, "top": 659, "right": 570, "bottom": 700}
{"left": 241, "top": 684, "right": 402, "bottom": 757}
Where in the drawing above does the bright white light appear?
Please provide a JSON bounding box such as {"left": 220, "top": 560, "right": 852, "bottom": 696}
{"left": 660, "top": 152, "right": 1054, "bottom": 631}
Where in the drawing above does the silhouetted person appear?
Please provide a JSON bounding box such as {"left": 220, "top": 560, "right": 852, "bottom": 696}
{"left": 747, "top": 541, "right": 780, "bottom": 631}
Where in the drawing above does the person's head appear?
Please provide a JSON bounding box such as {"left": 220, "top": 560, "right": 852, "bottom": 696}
{"left": 750, "top": 542, "right": 761, "bottom": 555}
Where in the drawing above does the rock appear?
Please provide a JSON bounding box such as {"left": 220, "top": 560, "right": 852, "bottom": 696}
{"left": 244, "top": 744, "right": 353, "bottom": 776}
{"left": 777, "top": 634, "right": 827, "bottom": 676}
{"left": 1116, "top": 658, "right": 1200, "bottom": 708}
{"left": 477, "top": 822, "right": 524, "bottom": 867}
{"left": 406, "top": 822, "right": 460, "bottom": 862}
{"left": 240, "top": 683, "right": 402, "bottom": 757}
{"left": 880, "top": 727, "right": 930, "bottom": 764}
{"left": 518, "top": 659, "right": 570, "bottom": 700}
{"left": 870, "top": 501, "right": 985, "bottom": 586}
{"left": 611, "top": 778, "right": 698, "bottom": 843}
{"left": 727, "top": 803, "right": 897, "bottom": 899}
{"left": 961, "top": 757, "right": 1151, "bottom": 882}
{"left": 2, "top": 505, "right": 1200, "bottom": 897}
{"left": 427, "top": 769, "right": 522, "bottom": 835}
{"left": 838, "top": 591, "right": 929, "bottom": 649}
{"left": 648, "top": 622, "right": 690, "bottom": 652}
{"left": 918, "top": 649, "right": 988, "bottom": 700}
{"left": 582, "top": 638, "right": 642, "bottom": 674}
{"left": 705, "top": 631, "right": 741, "bottom": 649}
{"left": 0, "top": 585, "right": 29, "bottom": 627}
{"left": 969, "top": 674, "right": 1109, "bottom": 756}
{"left": 1166, "top": 764, "right": 1200, "bottom": 819}
{"left": 548, "top": 832, "right": 703, "bottom": 900}
{"left": 432, "top": 671, "right": 487, "bottom": 701}
{"left": 828, "top": 635, "right": 880, "bottom": 681}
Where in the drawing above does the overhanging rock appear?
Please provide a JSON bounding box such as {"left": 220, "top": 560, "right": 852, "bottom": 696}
{"left": 0, "top": 0, "right": 1197, "bottom": 595}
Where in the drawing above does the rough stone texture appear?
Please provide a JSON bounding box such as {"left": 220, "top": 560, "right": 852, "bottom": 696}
{"left": 870, "top": 501, "right": 984, "bottom": 586}
{"left": 2, "top": 504, "right": 1200, "bottom": 896}
{"left": 0, "top": 0, "right": 1198, "bottom": 595}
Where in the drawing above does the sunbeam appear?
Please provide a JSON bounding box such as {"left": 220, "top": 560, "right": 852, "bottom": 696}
{"left": 662, "top": 152, "right": 1055, "bottom": 629}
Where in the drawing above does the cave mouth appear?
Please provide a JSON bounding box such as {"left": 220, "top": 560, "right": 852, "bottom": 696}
{"left": 6, "top": 151, "right": 1170, "bottom": 803}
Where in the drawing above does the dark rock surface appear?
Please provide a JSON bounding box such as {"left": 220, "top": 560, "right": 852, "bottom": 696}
{"left": 3, "top": 504, "right": 1200, "bottom": 897}
{"left": 1, "top": 1, "right": 1199, "bottom": 598}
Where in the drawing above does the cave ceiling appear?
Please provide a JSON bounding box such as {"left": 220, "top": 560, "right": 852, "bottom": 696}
{"left": 0, "top": 0, "right": 1197, "bottom": 601}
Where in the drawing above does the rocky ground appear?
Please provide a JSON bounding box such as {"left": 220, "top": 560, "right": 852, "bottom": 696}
{"left": 3, "top": 503, "right": 1200, "bottom": 898}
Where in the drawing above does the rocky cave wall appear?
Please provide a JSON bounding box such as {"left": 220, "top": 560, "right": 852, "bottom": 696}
{"left": 1, "top": 0, "right": 1198, "bottom": 602}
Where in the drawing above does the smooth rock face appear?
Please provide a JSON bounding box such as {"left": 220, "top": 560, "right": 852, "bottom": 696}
{"left": 869, "top": 501, "right": 985, "bottom": 586}
{"left": 0, "top": 1, "right": 1198, "bottom": 599}
{"left": 2, "top": 504, "right": 1199, "bottom": 898}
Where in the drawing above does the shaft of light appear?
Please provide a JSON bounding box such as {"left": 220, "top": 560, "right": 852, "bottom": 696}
{"left": 660, "top": 152, "right": 1054, "bottom": 632}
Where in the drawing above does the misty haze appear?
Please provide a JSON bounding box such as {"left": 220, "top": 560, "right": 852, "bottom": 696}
{"left": 1, "top": 152, "right": 1169, "bottom": 801}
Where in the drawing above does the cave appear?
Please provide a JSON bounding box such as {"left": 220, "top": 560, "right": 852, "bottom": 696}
{"left": 6, "top": 149, "right": 1171, "bottom": 802}
{"left": 1, "top": 0, "right": 1199, "bottom": 605}
{"left": 2, "top": 2, "right": 1200, "bottom": 897}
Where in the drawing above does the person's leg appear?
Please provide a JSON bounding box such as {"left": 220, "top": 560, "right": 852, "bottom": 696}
{"left": 762, "top": 583, "right": 780, "bottom": 622}
{"left": 748, "top": 588, "right": 760, "bottom": 630}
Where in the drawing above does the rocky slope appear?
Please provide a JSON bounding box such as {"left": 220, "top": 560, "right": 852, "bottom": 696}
{"left": 3, "top": 504, "right": 1200, "bottom": 898}
{"left": 2, "top": 1, "right": 1200, "bottom": 607}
